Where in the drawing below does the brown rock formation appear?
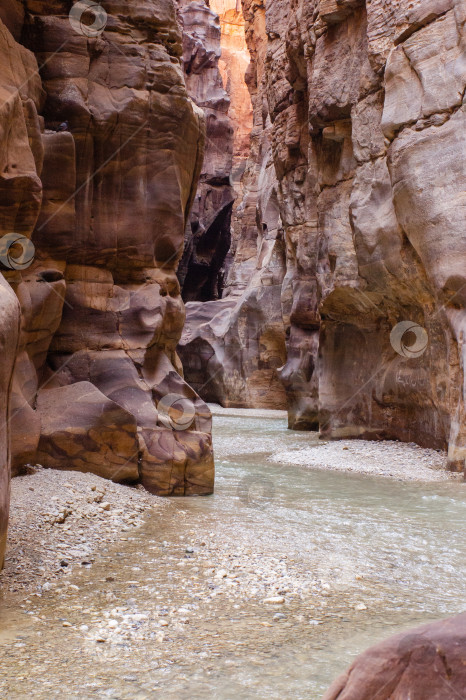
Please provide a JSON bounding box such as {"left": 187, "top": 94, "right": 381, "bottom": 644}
{"left": 323, "top": 612, "right": 466, "bottom": 699}
{"left": 178, "top": 0, "right": 287, "bottom": 409}
{"left": 182, "top": 0, "right": 466, "bottom": 459}
{"left": 211, "top": 0, "right": 253, "bottom": 166}
{"left": 0, "top": 0, "right": 214, "bottom": 500}
{"left": 177, "top": 0, "right": 235, "bottom": 303}
{"left": 0, "top": 276, "right": 20, "bottom": 569}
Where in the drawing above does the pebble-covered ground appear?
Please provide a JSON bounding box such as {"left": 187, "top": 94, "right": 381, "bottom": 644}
{"left": 1, "top": 412, "right": 465, "bottom": 698}
{"left": 271, "top": 439, "right": 462, "bottom": 482}
{"left": 0, "top": 468, "right": 166, "bottom": 593}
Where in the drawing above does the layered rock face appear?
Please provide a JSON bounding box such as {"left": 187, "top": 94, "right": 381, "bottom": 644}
{"left": 323, "top": 612, "right": 466, "bottom": 699}
{"left": 0, "top": 0, "right": 214, "bottom": 500}
{"left": 182, "top": 0, "right": 466, "bottom": 460}
{"left": 178, "top": 0, "right": 288, "bottom": 408}
{"left": 177, "top": 0, "right": 235, "bottom": 303}
{"left": 265, "top": 0, "right": 466, "bottom": 460}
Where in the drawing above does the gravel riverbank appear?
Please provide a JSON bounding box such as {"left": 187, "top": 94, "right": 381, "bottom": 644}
{"left": 271, "top": 439, "right": 462, "bottom": 482}
{"left": 0, "top": 468, "right": 166, "bottom": 594}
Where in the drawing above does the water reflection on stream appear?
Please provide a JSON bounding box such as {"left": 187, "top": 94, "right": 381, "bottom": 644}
{"left": 1, "top": 411, "right": 466, "bottom": 699}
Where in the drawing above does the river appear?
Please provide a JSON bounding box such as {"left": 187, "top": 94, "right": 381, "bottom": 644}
{"left": 1, "top": 410, "right": 465, "bottom": 698}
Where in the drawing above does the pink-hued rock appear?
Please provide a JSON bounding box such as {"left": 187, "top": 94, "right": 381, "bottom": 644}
{"left": 0, "top": 275, "right": 20, "bottom": 569}
{"left": 323, "top": 613, "right": 466, "bottom": 699}
{"left": 0, "top": 0, "right": 214, "bottom": 500}
{"left": 190, "top": 0, "right": 466, "bottom": 458}
{"left": 176, "top": 0, "right": 236, "bottom": 303}
{"left": 178, "top": 0, "right": 288, "bottom": 409}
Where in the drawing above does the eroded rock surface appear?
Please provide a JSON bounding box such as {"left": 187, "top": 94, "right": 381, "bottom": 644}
{"left": 177, "top": 0, "right": 235, "bottom": 303}
{"left": 0, "top": 0, "right": 214, "bottom": 500}
{"left": 323, "top": 612, "right": 466, "bottom": 699}
{"left": 0, "top": 276, "right": 20, "bottom": 568}
{"left": 178, "top": 0, "right": 288, "bottom": 409}
{"left": 182, "top": 0, "right": 466, "bottom": 457}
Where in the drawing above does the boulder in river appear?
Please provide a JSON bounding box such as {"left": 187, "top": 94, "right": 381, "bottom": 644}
{"left": 322, "top": 612, "right": 466, "bottom": 699}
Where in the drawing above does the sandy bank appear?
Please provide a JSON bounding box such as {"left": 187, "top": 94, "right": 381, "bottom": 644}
{"left": 208, "top": 403, "right": 288, "bottom": 419}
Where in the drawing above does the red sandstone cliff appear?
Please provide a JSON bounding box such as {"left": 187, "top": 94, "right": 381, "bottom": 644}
{"left": 181, "top": 0, "right": 466, "bottom": 463}
{"left": 0, "top": 0, "right": 215, "bottom": 567}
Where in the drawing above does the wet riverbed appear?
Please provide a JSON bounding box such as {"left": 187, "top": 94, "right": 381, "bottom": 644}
{"left": 1, "top": 411, "right": 466, "bottom": 698}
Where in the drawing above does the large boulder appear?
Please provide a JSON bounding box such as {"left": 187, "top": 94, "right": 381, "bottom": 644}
{"left": 0, "top": 275, "right": 20, "bottom": 569}
{"left": 323, "top": 612, "right": 466, "bottom": 699}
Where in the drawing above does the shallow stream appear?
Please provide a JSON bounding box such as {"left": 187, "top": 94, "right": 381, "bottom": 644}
{"left": 1, "top": 411, "right": 466, "bottom": 698}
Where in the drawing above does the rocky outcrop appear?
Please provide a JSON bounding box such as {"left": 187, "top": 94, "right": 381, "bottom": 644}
{"left": 182, "top": 0, "right": 466, "bottom": 458}
{"left": 268, "top": 0, "right": 466, "bottom": 459}
{"left": 177, "top": 0, "right": 235, "bottom": 303}
{"left": 0, "top": 276, "right": 20, "bottom": 569}
{"left": 0, "top": 0, "right": 214, "bottom": 499}
{"left": 178, "top": 0, "right": 288, "bottom": 409}
{"left": 211, "top": 0, "right": 253, "bottom": 168}
{"left": 323, "top": 612, "right": 466, "bottom": 699}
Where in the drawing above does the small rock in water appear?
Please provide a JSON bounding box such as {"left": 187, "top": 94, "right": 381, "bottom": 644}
{"left": 273, "top": 613, "right": 286, "bottom": 621}
{"left": 355, "top": 603, "right": 367, "bottom": 611}
{"left": 262, "top": 596, "right": 285, "bottom": 604}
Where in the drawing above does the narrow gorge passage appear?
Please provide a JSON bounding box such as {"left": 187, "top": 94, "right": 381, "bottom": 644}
{"left": 1, "top": 409, "right": 466, "bottom": 699}
{"left": 0, "top": 0, "right": 465, "bottom": 696}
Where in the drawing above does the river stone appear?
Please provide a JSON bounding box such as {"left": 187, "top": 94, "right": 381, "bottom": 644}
{"left": 322, "top": 612, "right": 466, "bottom": 699}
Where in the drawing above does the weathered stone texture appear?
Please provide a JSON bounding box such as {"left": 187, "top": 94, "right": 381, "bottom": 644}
{"left": 323, "top": 612, "right": 466, "bottom": 699}
{"left": 218, "top": 0, "right": 466, "bottom": 457}
{"left": 0, "top": 276, "right": 20, "bottom": 569}
{"left": 0, "top": 0, "right": 214, "bottom": 508}
{"left": 179, "top": 0, "right": 288, "bottom": 409}
{"left": 177, "top": 0, "right": 235, "bottom": 303}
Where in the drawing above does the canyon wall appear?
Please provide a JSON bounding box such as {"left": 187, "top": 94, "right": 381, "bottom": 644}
{"left": 178, "top": 0, "right": 288, "bottom": 409}
{"left": 182, "top": 0, "right": 466, "bottom": 463}
{"left": 0, "top": 0, "right": 215, "bottom": 514}
{"left": 177, "top": 0, "right": 236, "bottom": 303}
{"left": 0, "top": 277, "right": 19, "bottom": 568}
{"left": 264, "top": 0, "right": 466, "bottom": 464}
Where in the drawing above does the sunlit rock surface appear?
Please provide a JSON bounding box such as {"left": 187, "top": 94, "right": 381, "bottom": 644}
{"left": 323, "top": 612, "right": 466, "bottom": 699}
{"left": 0, "top": 0, "right": 214, "bottom": 498}
{"left": 177, "top": 0, "right": 235, "bottom": 303}
{"left": 178, "top": 0, "right": 288, "bottom": 409}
